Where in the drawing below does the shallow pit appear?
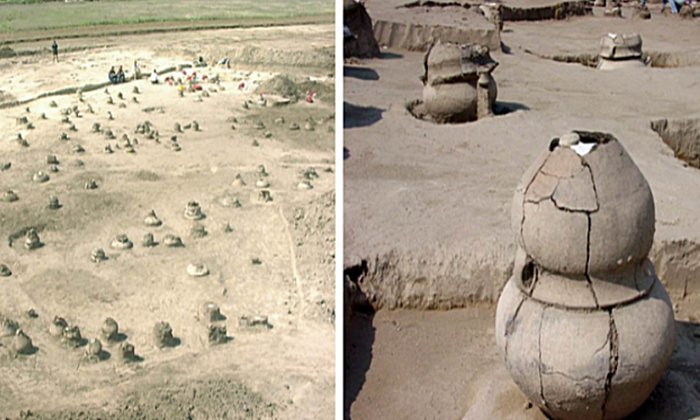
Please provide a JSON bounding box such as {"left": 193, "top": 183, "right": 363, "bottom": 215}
{"left": 405, "top": 98, "right": 527, "bottom": 124}
{"left": 543, "top": 51, "right": 700, "bottom": 69}
{"left": 651, "top": 118, "right": 700, "bottom": 169}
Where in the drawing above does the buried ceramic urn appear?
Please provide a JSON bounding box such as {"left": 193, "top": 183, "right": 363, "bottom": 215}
{"left": 421, "top": 41, "right": 498, "bottom": 122}
{"left": 597, "top": 33, "right": 645, "bottom": 71}
{"left": 495, "top": 131, "right": 675, "bottom": 420}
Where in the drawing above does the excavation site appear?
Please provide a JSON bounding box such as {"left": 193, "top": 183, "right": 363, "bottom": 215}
{"left": 0, "top": 2, "right": 334, "bottom": 418}
{"left": 344, "top": 0, "right": 700, "bottom": 418}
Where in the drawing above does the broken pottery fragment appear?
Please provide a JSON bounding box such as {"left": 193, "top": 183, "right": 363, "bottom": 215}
{"left": 496, "top": 131, "right": 675, "bottom": 420}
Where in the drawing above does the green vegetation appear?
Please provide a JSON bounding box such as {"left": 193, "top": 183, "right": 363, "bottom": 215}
{"left": 0, "top": 0, "right": 333, "bottom": 33}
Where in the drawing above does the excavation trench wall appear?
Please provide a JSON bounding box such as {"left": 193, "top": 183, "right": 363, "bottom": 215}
{"left": 345, "top": 239, "right": 700, "bottom": 311}
{"left": 373, "top": 20, "right": 500, "bottom": 51}
{"left": 499, "top": 0, "right": 591, "bottom": 21}
{"left": 651, "top": 118, "right": 700, "bottom": 169}
{"left": 370, "top": 0, "right": 590, "bottom": 53}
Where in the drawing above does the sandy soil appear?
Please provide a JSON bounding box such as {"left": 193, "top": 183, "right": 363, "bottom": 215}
{"left": 347, "top": 304, "right": 700, "bottom": 420}
{"left": 0, "top": 23, "right": 334, "bottom": 419}
{"left": 345, "top": 3, "right": 700, "bottom": 419}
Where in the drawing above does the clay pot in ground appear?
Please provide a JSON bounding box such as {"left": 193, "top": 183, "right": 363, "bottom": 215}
{"left": 118, "top": 341, "right": 136, "bottom": 362}
{"left": 422, "top": 76, "right": 497, "bottom": 122}
{"left": 101, "top": 317, "right": 119, "bottom": 341}
{"left": 511, "top": 132, "right": 655, "bottom": 276}
{"left": 496, "top": 131, "right": 674, "bottom": 420}
{"left": 421, "top": 41, "right": 498, "bottom": 123}
{"left": 153, "top": 321, "right": 176, "bottom": 348}
{"left": 49, "top": 316, "right": 68, "bottom": 337}
{"left": 13, "top": 330, "right": 34, "bottom": 355}
{"left": 597, "top": 33, "right": 646, "bottom": 71}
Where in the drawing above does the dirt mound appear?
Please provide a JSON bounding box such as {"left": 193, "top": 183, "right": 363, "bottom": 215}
{"left": 229, "top": 45, "right": 334, "bottom": 70}
{"left": 14, "top": 378, "right": 276, "bottom": 419}
{"left": 344, "top": 0, "right": 380, "bottom": 58}
{"left": 500, "top": 0, "right": 591, "bottom": 21}
{"left": 0, "top": 47, "right": 17, "bottom": 59}
{"left": 257, "top": 74, "right": 334, "bottom": 102}
{"left": 184, "top": 45, "right": 334, "bottom": 70}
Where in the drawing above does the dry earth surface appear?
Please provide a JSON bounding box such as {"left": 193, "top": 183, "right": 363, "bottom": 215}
{"left": 344, "top": 2, "right": 700, "bottom": 419}
{"left": 0, "top": 21, "right": 335, "bottom": 420}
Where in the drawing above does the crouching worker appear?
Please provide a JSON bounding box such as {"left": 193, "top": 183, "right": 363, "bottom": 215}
{"left": 150, "top": 69, "right": 159, "bottom": 84}
{"left": 108, "top": 66, "right": 118, "bottom": 84}
{"left": 116, "top": 66, "right": 126, "bottom": 83}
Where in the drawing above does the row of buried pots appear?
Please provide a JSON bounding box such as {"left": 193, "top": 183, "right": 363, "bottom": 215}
{"left": 1, "top": 303, "right": 272, "bottom": 360}
{"left": 0, "top": 203, "right": 238, "bottom": 277}
{"left": 414, "top": 33, "right": 646, "bottom": 123}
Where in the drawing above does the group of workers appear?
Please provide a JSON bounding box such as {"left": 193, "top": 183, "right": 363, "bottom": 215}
{"left": 639, "top": 0, "right": 692, "bottom": 13}
{"left": 106, "top": 61, "right": 158, "bottom": 84}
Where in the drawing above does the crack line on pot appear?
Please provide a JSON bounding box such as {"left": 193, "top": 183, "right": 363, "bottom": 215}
{"left": 504, "top": 296, "right": 526, "bottom": 360}
{"left": 601, "top": 310, "right": 619, "bottom": 417}
{"left": 537, "top": 306, "right": 548, "bottom": 409}
{"left": 520, "top": 154, "right": 552, "bottom": 252}
{"left": 585, "top": 213, "right": 600, "bottom": 308}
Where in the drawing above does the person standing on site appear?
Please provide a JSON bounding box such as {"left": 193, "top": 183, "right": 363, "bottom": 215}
{"left": 133, "top": 60, "right": 141, "bottom": 81}
{"left": 51, "top": 40, "right": 58, "bottom": 63}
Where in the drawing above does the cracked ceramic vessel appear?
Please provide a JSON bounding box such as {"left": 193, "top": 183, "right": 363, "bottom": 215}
{"left": 495, "top": 131, "right": 675, "bottom": 420}
{"left": 597, "top": 33, "right": 645, "bottom": 71}
{"left": 421, "top": 41, "right": 497, "bottom": 122}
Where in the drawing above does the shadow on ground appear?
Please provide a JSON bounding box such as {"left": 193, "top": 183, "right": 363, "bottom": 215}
{"left": 629, "top": 320, "right": 700, "bottom": 419}
{"left": 494, "top": 101, "right": 530, "bottom": 115}
{"left": 344, "top": 261, "right": 376, "bottom": 420}
{"left": 344, "top": 66, "right": 380, "bottom": 81}
{"left": 344, "top": 101, "right": 384, "bottom": 129}
{"left": 380, "top": 52, "right": 403, "bottom": 60}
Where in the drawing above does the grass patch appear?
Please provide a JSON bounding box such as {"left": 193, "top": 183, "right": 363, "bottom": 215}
{"left": 0, "top": 0, "right": 333, "bottom": 33}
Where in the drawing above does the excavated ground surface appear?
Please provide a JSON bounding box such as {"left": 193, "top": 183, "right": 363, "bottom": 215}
{"left": 365, "top": 0, "right": 501, "bottom": 51}
{"left": 0, "top": 23, "right": 334, "bottom": 419}
{"left": 346, "top": 303, "right": 700, "bottom": 420}
{"left": 345, "top": 4, "right": 700, "bottom": 419}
